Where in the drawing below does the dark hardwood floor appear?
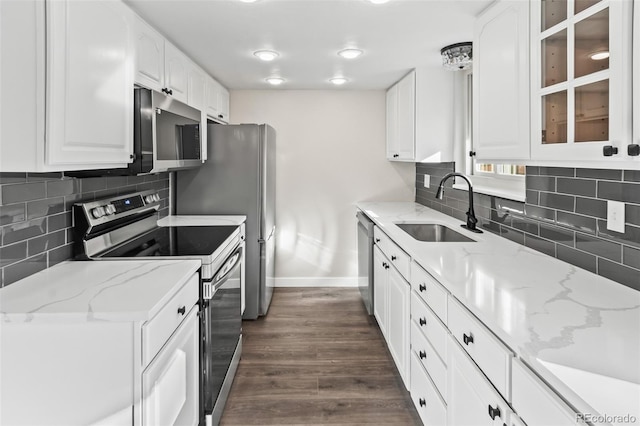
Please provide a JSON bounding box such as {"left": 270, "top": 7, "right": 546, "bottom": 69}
{"left": 220, "top": 288, "right": 421, "bottom": 425}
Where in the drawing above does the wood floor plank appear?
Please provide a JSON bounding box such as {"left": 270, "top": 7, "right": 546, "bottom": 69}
{"left": 220, "top": 288, "right": 420, "bottom": 425}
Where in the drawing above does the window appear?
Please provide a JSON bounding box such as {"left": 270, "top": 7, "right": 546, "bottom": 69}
{"left": 456, "top": 72, "right": 526, "bottom": 201}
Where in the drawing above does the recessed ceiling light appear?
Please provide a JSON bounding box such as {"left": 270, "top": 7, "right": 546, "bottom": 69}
{"left": 589, "top": 51, "right": 610, "bottom": 60}
{"left": 330, "top": 77, "right": 348, "bottom": 85}
{"left": 338, "top": 48, "right": 363, "bottom": 59}
{"left": 266, "top": 77, "right": 285, "bottom": 86}
{"left": 239, "top": 0, "right": 258, "bottom": 3}
{"left": 254, "top": 50, "right": 279, "bottom": 61}
{"left": 368, "top": 0, "right": 389, "bottom": 4}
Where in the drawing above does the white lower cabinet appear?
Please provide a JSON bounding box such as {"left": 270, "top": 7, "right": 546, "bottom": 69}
{"left": 410, "top": 353, "right": 447, "bottom": 426}
{"left": 142, "top": 306, "right": 199, "bottom": 426}
{"left": 387, "top": 266, "right": 410, "bottom": 386}
{"left": 373, "top": 243, "right": 409, "bottom": 387}
{"left": 447, "top": 337, "right": 513, "bottom": 426}
{"left": 373, "top": 246, "right": 388, "bottom": 339}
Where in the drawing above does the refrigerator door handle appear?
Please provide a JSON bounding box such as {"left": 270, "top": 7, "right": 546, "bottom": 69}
{"left": 258, "top": 226, "right": 275, "bottom": 244}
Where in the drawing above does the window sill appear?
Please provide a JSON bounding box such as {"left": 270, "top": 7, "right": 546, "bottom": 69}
{"left": 452, "top": 176, "right": 526, "bottom": 202}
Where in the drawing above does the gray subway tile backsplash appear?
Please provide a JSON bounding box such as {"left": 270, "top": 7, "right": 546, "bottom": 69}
{"left": 415, "top": 162, "right": 640, "bottom": 291}
{"left": 0, "top": 172, "right": 169, "bottom": 287}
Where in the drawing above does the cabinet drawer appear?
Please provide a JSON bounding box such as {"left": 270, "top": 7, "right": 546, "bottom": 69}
{"left": 142, "top": 273, "right": 199, "bottom": 366}
{"left": 448, "top": 296, "right": 513, "bottom": 401}
{"left": 411, "top": 293, "right": 447, "bottom": 362}
{"left": 410, "top": 261, "right": 448, "bottom": 324}
{"left": 411, "top": 322, "right": 446, "bottom": 400}
{"left": 410, "top": 352, "right": 447, "bottom": 426}
{"left": 512, "top": 359, "right": 577, "bottom": 426}
{"left": 373, "top": 227, "right": 410, "bottom": 280}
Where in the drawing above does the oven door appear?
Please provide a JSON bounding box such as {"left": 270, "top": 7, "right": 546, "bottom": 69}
{"left": 202, "top": 244, "right": 243, "bottom": 421}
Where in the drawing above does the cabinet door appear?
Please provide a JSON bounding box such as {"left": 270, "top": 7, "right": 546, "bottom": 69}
{"left": 387, "top": 266, "right": 410, "bottom": 387}
{"left": 448, "top": 337, "right": 512, "bottom": 426}
{"left": 385, "top": 83, "right": 398, "bottom": 159}
{"left": 474, "top": 0, "right": 530, "bottom": 160}
{"left": 0, "top": 0, "right": 45, "bottom": 172}
{"left": 395, "top": 70, "right": 416, "bottom": 160}
{"left": 530, "top": 0, "right": 633, "bottom": 162}
{"left": 143, "top": 307, "right": 199, "bottom": 426}
{"left": 632, "top": 0, "right": 640, "bottom": 160}
{"left": 218, "top": 86, "right": 230, "bottom": 123}
{"left": 187, "top": 63, "right": 205, "bottom": 110}
{"left": 373, "top": 246, "right": 388, "bottom": 339}
{"left": 46, "top": 0, "right": 133, "bottom": 168}
{"left": 164, "top": 42, "right": 189, "bottom": 103}
{"left": 134, "top": 15, "right": 164, "bottom": 91}
{"left": 205, "top": 76, "right": 220, "bottom": 119}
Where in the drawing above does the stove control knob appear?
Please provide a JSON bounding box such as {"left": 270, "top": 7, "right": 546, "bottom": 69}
{"left": 144, "top": 195, "right": 154, "bottom": 204}
{"left": 92, "top": 206, "right": 105, "bottom": 219}
{"left": 153, "top": 193, "right": 161, "bottom": 202}
{"left": 105, "top": 205, "right": 116, "bottom": 215}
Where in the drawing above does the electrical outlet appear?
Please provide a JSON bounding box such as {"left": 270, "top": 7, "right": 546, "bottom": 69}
{"left": 607, "top": 200, "right": 625, "bottom": 233}
{"left": 424, "top": 174, "right": 430, "bottom": 188}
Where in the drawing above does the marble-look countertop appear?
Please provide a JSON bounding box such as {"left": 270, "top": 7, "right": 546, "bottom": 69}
{"left": 157, "top": 215, "right": 246, "bottom": 227}
{"left": 0, "top": 260, "right": 200, "bottom": 323}
{"left": 357, "top": 201, "right": 640, "bottom": 421}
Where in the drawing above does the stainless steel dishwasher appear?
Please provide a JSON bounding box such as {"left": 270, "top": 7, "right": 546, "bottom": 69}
{"left": 356, "top": 211, "right": 375, "bottom": 315}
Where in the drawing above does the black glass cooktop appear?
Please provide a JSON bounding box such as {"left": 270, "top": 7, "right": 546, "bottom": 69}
{"left": 100, "top": 226, "right": 238, "bottom": 258}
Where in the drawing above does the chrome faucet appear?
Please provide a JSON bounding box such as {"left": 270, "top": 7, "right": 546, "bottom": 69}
{"left": 435, "top": 173, "right": 483, "bottom": 234}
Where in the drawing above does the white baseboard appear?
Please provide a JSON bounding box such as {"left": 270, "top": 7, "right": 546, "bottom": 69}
{"left": 274, "top": 277, "right": 359, "bottom": 288}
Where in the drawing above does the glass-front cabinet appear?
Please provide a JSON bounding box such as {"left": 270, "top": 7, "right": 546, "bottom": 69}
{"left": 530, "top": 0, "right": 633, "bottom": 162}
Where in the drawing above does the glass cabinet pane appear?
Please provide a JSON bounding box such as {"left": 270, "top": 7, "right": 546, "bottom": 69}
{"left": 542, "top": 91, "right": 568, "bottom": 144}
{"left": 542, "top": 0, "right": 567, "bottom": 31}
{"left": 575, "top": 0, "right": 601, "bottom": 14}
{"left": 542, "top": 29, "right": 568, "bottom": 87}
{"left": 575, "top": 8, "right": 609, "bottom": 78}
{"left": 575, "top": 80, "right": 608, "bottom": 142}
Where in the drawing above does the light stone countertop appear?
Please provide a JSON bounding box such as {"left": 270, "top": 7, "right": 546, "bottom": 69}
{"left": 357, "top": 201, "right": 640, "bottom": 422}
{"left": 157, "top": 215, "right": 247, "bottom": 227}
{"left": 0, "top": 259, "right": 201, "bottom": 323}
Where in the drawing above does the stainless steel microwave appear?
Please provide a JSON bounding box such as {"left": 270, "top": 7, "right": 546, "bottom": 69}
{"left": 68, "top": 88, "right": 202, "bottom": 177}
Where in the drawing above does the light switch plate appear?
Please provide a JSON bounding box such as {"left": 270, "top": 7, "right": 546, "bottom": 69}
{"left": 424, "top": 174, "right": 430, "bottom": 188}
{"left": 607, "top": 200, "right": 625, "bottom": 233}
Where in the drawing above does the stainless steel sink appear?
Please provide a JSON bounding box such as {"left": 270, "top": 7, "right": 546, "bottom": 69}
{"left": 396, "top": 223, "right": 476, "bottom": 242}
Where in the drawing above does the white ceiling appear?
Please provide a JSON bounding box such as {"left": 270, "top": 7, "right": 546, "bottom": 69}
{"left": 125, "top": 0, "right": 493, "bottom": 90}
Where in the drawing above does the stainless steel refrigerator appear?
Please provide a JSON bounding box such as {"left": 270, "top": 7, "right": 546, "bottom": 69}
{"left": 175, "top": 123, "right": 276, "bottom": 319}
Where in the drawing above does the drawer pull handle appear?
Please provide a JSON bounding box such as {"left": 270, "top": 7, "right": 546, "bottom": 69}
{"left": 391, "top": 255, "right": 397, "bottom": 261}
{"left": 375, "top": 238, "right": 381, "bottom": 243}
{"left": 419, "top": 317, "right": 427, "bottom": 326}
{"left": 177, "top": 306, "right": 186, "bottom": 316}
{"left": 419, "top": 283, "right": 426, "bottom": 292}
{"left": 419, "top": 398, "right": 426, "bottom": 407}
{"left": 488, "top": 404, "right": 501, "bottom": 420}
{"left": 463, "top": 333, "right": 474, "bottom": 345}
{"left": 419, "top": 350, "right": 426, "bottom": 359}
{"left": 384, "top": 263, "right": 390, "bottom": 270}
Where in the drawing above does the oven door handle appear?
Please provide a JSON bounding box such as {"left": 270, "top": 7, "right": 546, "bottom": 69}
{"left": 135, "top": 242, "right": 161, "bottom": 257}
{"left": 212, "top": 246, "right": 243, "bottom": 290}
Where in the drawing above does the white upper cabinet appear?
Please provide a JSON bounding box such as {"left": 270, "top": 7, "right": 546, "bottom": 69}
{"left": 632, "top": 0, "right": 640, "bottom": 159}
{"left": 133, "top": 15, "right": 164, "bottom": 92}
{"left": 530, "top": 0, "right": 633, "bottom": 163}
{"left": 205, "top": 76, "right": 229, "bottom": 123}
{"left": 46, "top": 0, "right": 134, "bottom": 168}
{"left": 473, "top": 0, "right": 530, "bottom": 160}
{"left": 164, "top": 41, "right": 189, "bottom": 104}
{"left": 187, "top": 63, "right": 206, "bottom": 111}
{"left": 386, "top": 70, "right": 415, "bottom": 161}
{"left": 0, "top": 0, "right": 45, "bottom": 172}
{"left": 1, "top": 0, "right": 134, "bottom": 172}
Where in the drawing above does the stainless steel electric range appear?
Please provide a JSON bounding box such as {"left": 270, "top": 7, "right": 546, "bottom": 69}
{"left": 73, "top": 189, "right": 244, "bottom": 426}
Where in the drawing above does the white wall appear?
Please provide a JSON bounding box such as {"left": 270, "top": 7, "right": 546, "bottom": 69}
{"left": 230, "top": 90, "right": 415, "bottom": 286}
